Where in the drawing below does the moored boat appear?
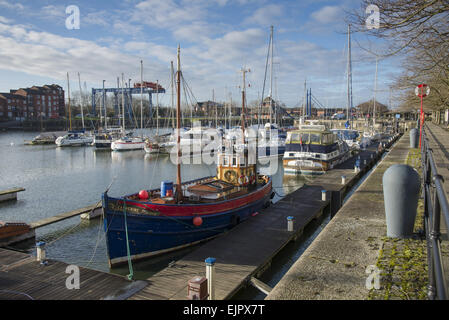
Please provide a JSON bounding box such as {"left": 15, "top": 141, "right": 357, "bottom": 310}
{"left": 102, "top": 47, "right": 272, "bottom": 268}
{"left": 55, "top": 130, "right": 93, "bottom": 147}
{"left": 94, "top": 127, "right": 123, "bottom": 149}
{"left": 283, "top": 124, "right": 350, "bottom": 174}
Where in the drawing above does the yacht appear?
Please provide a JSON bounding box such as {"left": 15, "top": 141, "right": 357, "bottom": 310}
{"left": 111, "top": 132, "right": 145, "bottom": 151}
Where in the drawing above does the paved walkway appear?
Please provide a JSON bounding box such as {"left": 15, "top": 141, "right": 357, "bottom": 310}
{"left": 266, "top": 132, "right": 411, "bottom": 299}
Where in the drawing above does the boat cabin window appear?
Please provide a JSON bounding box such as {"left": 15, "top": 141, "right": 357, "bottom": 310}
{"left": 310, "top": 133, "right": 321, "bottom": 144}
{"left": 300, "top": 133, "right": 309, "bottom": 143}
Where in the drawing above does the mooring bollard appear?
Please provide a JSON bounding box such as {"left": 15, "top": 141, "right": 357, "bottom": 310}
{"left": 383, "top": 164, "right": 420, "bottom": 238}
{"left": 287, "top": 216, "right": 294, "bottom": 231}
{"left": 354, "top": 158, "right": 360, "bottom": 172}
{"left": 36, "top": 241, "right": 46, "bottom": 263}
{"left": 410, "top": 128, "right": 418, "bottom": 148}
{"left": 205, "top": 257, "right": 216, "bottom": 300}
{"left": 341, "top": 175, "right": 346, "bottom": 185}
{"left": 321, "top": 190, "right": 327, "bottom": 201}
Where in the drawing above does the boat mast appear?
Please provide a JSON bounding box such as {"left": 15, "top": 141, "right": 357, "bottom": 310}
{"left": 140, "top": 60, "right": 143, "bottom": 135}
{"left": 269, "top": 25, "right": 273, "bottom": 124}
{"left": 67, "top": 72, "right": 72, "bottom": 131}
{"left": 240, "top": 67, "right": 250, "bottom": 145}
{"left": 102, "top": 80, "right": 107, "bottom": 129}
{"left": 176, "top": 45, "right": 183, "bottom": 203}
{"left": 171, "top": 61, "right": 175, "bottom": 130}
{"left": 121, "top": 73, "right": 125, "bottom": 133}
{"left": 156, "top": 79, "right": 159, "bottom": 136}
{"left": 373, "top": 56, "right": 378, "bottom": 126}
{"left": 346, "top": 24, "right": 353, "bottom": 129}
{"left": 77, "top": 72, "right": 85, "bottom": 130}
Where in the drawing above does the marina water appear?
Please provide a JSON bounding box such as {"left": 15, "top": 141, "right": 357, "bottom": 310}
{"left": 0, "top": 130, "right": 310, "bottom": 281}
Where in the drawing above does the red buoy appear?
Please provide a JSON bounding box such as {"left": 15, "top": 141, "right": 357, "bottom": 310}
{"left": 139, "top": 190, "right": 149, "bottom": 200}
{"left": 193, "top": 216, "right": 203, "bottom": 226}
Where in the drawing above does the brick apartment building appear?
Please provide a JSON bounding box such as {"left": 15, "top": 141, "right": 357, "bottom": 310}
{"left": 0, "top": 84, "right": 65, "bottom": 121}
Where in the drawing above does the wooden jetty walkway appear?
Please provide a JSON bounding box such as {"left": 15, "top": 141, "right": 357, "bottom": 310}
{"left": 0, "top": 188, "right": 25, "bottom": 203}
{"left": 129, "top": 134, "right": 401, "bottom": 300}
{"left": 29, "top": 203, "right": 102, "bottom": 229}
{"left": 0, "top": 248, "right": 145, "bottom": 300}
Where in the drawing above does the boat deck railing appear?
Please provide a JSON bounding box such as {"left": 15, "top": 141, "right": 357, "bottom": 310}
{"left": 421, "top": 128, "right": 449, "bottom": 300}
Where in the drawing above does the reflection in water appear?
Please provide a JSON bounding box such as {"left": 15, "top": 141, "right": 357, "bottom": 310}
{"left": 1, "top": 131, "right": 309, "bottom": 277}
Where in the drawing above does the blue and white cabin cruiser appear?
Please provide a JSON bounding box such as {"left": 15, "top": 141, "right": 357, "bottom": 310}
{"left": 55, "top": 130, "right": 93, "bottom": 147}
{"left": 283, "top": 124, "right": 350, "bottom": 174}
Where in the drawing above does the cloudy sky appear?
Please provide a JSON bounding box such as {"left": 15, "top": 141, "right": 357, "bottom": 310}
{"left": 0, "top": 0, "right": 402, "bottom": 109}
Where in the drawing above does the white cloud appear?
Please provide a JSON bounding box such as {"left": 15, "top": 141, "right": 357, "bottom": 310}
{"left": 0, "top": 16, "right": 12, "bottom": 24}
{"left": 0, "top": 0, "right": 24, "bottom": 10}
{"left": 310, "top": 6, "right": 343, "bottom": 24}
{"left": 244, "top": 4, "right": 283, "bottom": 25}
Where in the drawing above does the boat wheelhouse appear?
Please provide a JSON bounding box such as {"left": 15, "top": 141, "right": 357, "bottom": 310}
{"left": 283, "top": 124, "right": 350, "bottom": 174}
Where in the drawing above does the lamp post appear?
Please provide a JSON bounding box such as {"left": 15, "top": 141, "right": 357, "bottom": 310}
{"left": 415, "top": 84, "right": 430, "bottom": 148}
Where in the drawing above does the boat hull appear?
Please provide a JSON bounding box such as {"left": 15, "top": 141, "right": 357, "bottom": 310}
{"left": 111, "top": 141, "right": 145, "bottom": 151}
{"left": 102, "top": 178, "right": 272, "bottom": 267}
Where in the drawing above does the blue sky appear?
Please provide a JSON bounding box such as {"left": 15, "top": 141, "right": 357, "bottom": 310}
{"left": 0, "top": 0, "right": 402, "bottom": 109}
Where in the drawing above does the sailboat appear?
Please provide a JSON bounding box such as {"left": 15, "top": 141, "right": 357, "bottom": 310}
{"left": 102, "top": 47, "right": 273, "bottom": 267}
{"left": 257, "top": 26, "right": 285, "bottom": 158}
{"left": 55, "top": 72, "right": 93, "bottom": 147}
{"left": 111, "top": 73, "right": 145, "bottom": 151}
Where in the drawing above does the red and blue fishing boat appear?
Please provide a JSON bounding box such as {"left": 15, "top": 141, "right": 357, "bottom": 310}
{"left": 102, "top": 47, "right": 273, "bottom": 267}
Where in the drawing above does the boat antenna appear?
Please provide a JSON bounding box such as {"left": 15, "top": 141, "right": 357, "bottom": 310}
{"left": 67, "top": 72, "right": 72, "bottom": 131}
{"left": 77, "top": 72, "right": 85, "bottom": 130}
{"left": 175, "top": 45, "right": 183, "bottom": 203}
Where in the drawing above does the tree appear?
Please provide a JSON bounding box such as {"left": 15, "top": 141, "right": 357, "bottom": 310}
{"left": 356, "top": 99, "right": 389, "bottom": 116}
{"left": 347, "top": 0, "right": 449, "bottom": 110}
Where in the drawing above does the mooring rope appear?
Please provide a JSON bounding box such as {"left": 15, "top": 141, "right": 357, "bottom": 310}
{"left": 123, "top": 201, "right": 134, "bottom": 281}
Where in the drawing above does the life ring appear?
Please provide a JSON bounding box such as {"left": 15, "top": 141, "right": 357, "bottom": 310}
{"left": 249, "top": 173, "right": 256, "bottom": 184}
{"left": 224, "top": 170, "right": 237, "bottom": 182}
{"left": 238, "top": 175, "right": 249, "bottom": 186}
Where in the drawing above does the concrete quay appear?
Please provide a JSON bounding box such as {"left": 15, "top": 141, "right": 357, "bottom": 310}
{"left": 266, "top": 131, "right": 412, "bottom": 300}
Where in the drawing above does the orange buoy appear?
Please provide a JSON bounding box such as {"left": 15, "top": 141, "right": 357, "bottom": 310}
{"left": 138, "top": 190, "right": 149, "bottom": 200}
{"left": 193, "top": 216, "right": 203, "bottom": 226}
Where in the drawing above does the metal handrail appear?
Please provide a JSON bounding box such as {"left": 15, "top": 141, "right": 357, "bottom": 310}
{"left": 421, "top": 126, "right": 449, "bottom": 300}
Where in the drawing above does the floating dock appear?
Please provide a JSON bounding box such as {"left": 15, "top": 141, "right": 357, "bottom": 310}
{"left": 0, "top": 248, "right": 146, "bottom": 300}
{"left": 29, "top": 203, "right": 102, "bottom": 229}
{"left": 0, "top": 188, "right": 25, "bottom": 203}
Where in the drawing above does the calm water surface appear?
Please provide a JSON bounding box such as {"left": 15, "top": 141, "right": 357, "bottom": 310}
{"left": 0, "top": 130, "right": 310, "bottom": 279}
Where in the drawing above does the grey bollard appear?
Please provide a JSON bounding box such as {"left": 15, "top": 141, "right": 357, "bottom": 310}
{"left": 409, "top": 128, "right": 419, "bottom": 148}
{"left": 383, "top": 164, "right": 420, "bottom": 238}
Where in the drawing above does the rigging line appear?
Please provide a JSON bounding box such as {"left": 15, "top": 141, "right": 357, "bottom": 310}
{"left": 123, "top": 201, "right": 134, "bottom": 281}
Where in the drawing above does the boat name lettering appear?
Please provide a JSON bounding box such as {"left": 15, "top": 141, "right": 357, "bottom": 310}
{"left": 109, "top": 203, "right": 160, "bottom": 216}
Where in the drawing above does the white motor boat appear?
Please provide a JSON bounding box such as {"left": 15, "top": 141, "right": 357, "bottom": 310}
{"left": 111, "top": 133, "right": 145, "bottom": 151}
{"left": 55, "top": 131, "right": 93, "bottom": 147}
